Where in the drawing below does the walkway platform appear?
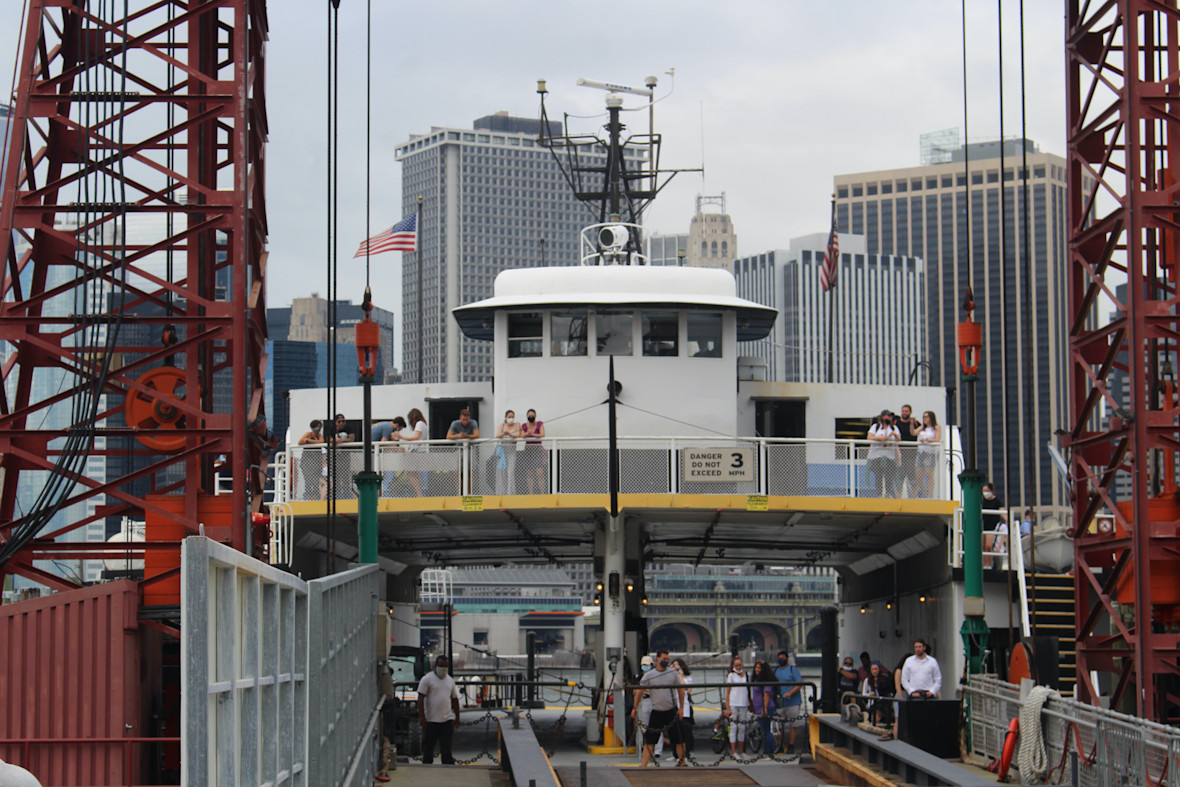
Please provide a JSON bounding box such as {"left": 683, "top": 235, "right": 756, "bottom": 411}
{"left": 812, "top": 714, "right": 1012, "bottom": 787}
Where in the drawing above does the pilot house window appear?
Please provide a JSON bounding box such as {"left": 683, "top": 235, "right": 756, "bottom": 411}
{"left": 595, "top": 312, "right": 634, "bottom": 356}
{"left": 551, "top": 311, "right": 588, "bottom": 356}
{"left": 507, "top": 312, "right": 543, "bottom": 358}
{"left": 642, "top": 312, "right": 679, "bottom": 356}
{"left": 687, "top": 312, "right": 722, "bottom": 357}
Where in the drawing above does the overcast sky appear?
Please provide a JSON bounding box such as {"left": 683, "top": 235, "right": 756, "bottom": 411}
{"left": 2, "top": 2, "right": 1066, "bottom": 369}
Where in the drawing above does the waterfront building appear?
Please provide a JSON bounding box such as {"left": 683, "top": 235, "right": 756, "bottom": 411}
{"left": 834, "top": 136, "right": 1069, "bottom": 511}
{"left": 644, "top": 565, "right": 837, "bottom": 654}
{"left": 394, "top": 112, "right": 644, "bottom": 384}
{"left": 686, "top": 194, "right": 737, "bottom": 271}
{"left": 734, "top": 234, "right": 925, "bottom": 385}
{"left": 419, "top": 566, "right": 585, "bottom": 658}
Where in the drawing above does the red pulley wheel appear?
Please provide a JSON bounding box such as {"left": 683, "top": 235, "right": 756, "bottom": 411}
{"left": 123, "top": 367, "right": 197, "bottom": 453}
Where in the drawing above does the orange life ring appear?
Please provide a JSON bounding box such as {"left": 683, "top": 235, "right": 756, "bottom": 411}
{"left": 996, "top": 717, "right": 1019, "bottom": 782}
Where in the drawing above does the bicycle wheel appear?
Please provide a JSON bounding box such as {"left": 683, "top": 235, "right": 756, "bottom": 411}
{"left": 748, "top": 722, "right": 763, "bottom": 753}
{"left": 711, "top": 724, "right": 727, "bottom": 754}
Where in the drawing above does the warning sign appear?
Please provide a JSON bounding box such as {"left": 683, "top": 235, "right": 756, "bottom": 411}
{"left": 682, "top": 447, "right": 756, "bottom": 483}
{"left": 461, "top": 496, "right": 484, "bottom": 511}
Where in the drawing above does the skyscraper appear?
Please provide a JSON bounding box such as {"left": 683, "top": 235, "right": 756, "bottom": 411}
{"left": 687, "top": 194, "right": 737, "bottom": 271}
{"left": 735, "top": 234, "right": 925, "bottom": 385}
{"left": 833, "top": 138, "right": 1069, "bottom": 511}
{"left": 265, "top": 294, "right": 395, "bottom": 445}
{"left": 395, "top": 112, "right": 642, "bottom": 383}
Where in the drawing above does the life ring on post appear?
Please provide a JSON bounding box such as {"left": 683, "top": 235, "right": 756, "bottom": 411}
{"left": 988, "top": 717, "right": 1019, "bottom": 782}
{"left": 123, "top": 367, "right": 198, "bottom": 453}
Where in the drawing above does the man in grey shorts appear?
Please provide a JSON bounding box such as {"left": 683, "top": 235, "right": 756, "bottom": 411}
{"left": 630, "top": 649, "right": 686, "bottom": 766}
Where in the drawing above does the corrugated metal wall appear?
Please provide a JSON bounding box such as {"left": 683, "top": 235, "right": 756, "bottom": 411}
{"left": 0, "top": 580, "right": 142, "bottom": 785}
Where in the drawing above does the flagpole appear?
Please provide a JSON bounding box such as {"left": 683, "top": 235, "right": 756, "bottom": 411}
{"left": 416, "top": 195, "right": 424, "bottom": 384}
{"left": 825, "top": 195, "right": 837, "bottom": 384}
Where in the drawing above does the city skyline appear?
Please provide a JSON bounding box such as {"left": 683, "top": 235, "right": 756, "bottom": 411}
{"left": 834, "top": 139, "right": 1070, "bottom": 512}
{"left": 1, "top": 3, "right": 1065, "bottom": 371}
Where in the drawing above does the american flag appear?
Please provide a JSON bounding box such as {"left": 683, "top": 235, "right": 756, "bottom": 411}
{"left": 819, "top": 201, "right": 840, "bottom": 292}
{"left": 354, "top": 213, "right": 417, "bottom": 258}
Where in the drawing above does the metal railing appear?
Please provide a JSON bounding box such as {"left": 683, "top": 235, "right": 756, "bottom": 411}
{"left": 949, "top": 510, "right": 1031, "bottom": 636}
{"left": 182, "top": 536, "right": 382, "bottom": 787}
{"left": 963, "top": 674, "right": 1180, "bottom": 787}
{"left": 274, "top": 437, "right": 953, "bottom": 503}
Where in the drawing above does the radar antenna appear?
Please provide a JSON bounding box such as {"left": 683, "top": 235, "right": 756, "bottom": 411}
{"left": 536, "top": 76, "right": 700, "bottom": 255}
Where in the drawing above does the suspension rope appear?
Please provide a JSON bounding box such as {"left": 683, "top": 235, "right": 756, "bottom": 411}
{"left": 364, "top": 0, "right": 371, "bottom": 288}
{"left": 1017, "top": 0, "right": 1039, "bottom": 640}
{"left": 997, "top": 0, "right": 1018, "bottom": 649}
{"left": 961, "top": 0, "right": 972, "bottom": 293}
{"left": 325, "top": 0, "right": 341, "bottom": 570}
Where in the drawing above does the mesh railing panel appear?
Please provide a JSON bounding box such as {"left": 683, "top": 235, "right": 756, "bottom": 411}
{"left": 556, "top": 445, "right": 608, "bottom": 494}
{"left": 965, "top": 675, "right": 1179, "bottom": 787}
{"left": 283, "top": 440, "right": 949, "bottom": 501}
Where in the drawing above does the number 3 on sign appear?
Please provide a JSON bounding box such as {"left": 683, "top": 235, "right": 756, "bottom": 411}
{"left": 730, "top": 452, "right": 744, "bottom": 469}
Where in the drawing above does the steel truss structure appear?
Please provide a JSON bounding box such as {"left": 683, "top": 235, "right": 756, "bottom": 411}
{"left": 0, "top": 0, "right": 269, "bottom": 590}
{"left": 1067, "top": 1, "right": 1180, "bottom": 721}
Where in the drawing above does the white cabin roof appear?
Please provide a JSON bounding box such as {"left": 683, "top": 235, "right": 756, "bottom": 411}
{"left": 453, "top": 266, "right": 777, "bottom": 341}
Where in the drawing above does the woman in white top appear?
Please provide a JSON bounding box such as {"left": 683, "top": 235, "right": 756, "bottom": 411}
{"left": 915, "top": 410, "right": 942, "bottom": 499}
{"left": 399, "top": 408, "right": 429, "bottom": 496}
{"left": 724, "top": 656, "right": 750, "bottom": 758}
{"left": 494, "top": 410, "right": 521, "bottom": 495}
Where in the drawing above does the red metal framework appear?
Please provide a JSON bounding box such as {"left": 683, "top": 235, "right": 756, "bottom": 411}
{"left": 1067, "top": 1, "right": 1180, "bottom": 721}
{"left": 0, "top": 0, "right": 269, "bottom": 591}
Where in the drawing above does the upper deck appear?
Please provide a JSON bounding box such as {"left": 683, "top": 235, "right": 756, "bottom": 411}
{"left": 271, "top": 435, "right": 957, "bottom": 569}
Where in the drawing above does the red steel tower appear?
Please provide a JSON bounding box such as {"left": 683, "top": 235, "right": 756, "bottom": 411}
{"left": 0, "top": 0, "right": 269, "bottom": 596}
{"left": 1067, "top": 1, "right": 1180, "bottom": 721}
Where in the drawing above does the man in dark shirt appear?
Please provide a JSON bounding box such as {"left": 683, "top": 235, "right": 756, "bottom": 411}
{"left": 982, "top": 482, "right": 1007, "bottom": 568}
{"left": 446, "top": 409, "right": 480, "bottom": 440}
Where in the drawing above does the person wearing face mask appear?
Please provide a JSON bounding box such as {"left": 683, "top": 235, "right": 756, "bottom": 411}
{"left": 631, "top": 649, "right": 685, "bottom": 767}
{"left": 297, "top": 420, "right": 326, "bottom": 500}
{"left": 774, "top": 650, "right": 803, "bottom": 754}
{"left": 981, "top": 482, "right": 1008, "bottom": 568}
{"left": 519, "top": 409, "right": 546, "bottom": 494}
{"left": 724, "top": 656, "right": 751, "bottom": 759}
{"left": 416, "top": 656, "right": 461, "bottom": 765}
{"left": 866, "top": 410, "right": 901, "bottom": 497}
{"left": 494, "top": 410, "right": 520, "bottom": 494}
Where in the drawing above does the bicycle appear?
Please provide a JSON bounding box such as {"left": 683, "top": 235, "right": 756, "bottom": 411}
{"left": 710, "top": 712, "right": 762, "bottom": 754}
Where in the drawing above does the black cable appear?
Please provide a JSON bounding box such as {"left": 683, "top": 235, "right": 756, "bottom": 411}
{"left": 1017, "top": 0, "right": 1038, "bottom": 643}
{"left": 364, "top": 0, "right": 371, "bottom": 288}
{"left": 997, "top": 0, "right": 1017, "bottom": 645}
{"left": 1, "top": 0, "right": 130, "bottom": 570}
{"left": 324, "top": 0, "right": 339, "bottom": 571}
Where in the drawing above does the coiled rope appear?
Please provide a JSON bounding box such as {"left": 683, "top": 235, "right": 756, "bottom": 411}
{"left": 1016, "top": 685, "right": 1058, "bottom": 782}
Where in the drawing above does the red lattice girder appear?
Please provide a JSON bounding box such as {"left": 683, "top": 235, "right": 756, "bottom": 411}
{"left": 0, "top": 0, "right": 270, "bottom": 585}
{"left": 1067, "top": 0, "right": 1180, "bottom": 722}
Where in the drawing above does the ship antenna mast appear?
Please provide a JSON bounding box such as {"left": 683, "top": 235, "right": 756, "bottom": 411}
{"left": 536, "top": 76, "right": 700, "bottom": 260}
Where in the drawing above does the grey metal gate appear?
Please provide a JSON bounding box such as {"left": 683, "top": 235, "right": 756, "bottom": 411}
{"left": 182, "top": 536, "right": 382, "bottom": 786}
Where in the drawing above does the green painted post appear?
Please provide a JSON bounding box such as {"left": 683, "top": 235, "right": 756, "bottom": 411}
{"left": 356, "top": 471, "right": 380, "bottom": 564}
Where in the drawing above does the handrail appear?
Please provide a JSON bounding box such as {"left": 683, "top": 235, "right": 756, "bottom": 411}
{"left": 277, "top": 435, "right": 956, "bottom": 503}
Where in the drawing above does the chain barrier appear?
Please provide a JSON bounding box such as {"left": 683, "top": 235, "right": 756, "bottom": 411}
{"left": 451, "top": 709, "right": 498, "bottom": 765}
{"left": 633, "top": 709, "right": 807, "bottom": 767}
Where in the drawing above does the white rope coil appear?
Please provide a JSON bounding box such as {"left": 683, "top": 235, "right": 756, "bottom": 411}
{"left": 1017, "top": 685, "right": 1059, "bottom": 782}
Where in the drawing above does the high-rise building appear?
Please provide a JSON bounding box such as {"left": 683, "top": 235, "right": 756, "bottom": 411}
{"left": 395, "top": 112, "right": 643, "bottom": 383}
{"left": 686, "top": 194, "right": 737, "bottom": 270}
{"left": 265, "top": 295, "right": 395, "bottom": 445}
{"left": 735, "top": 234, "right": 925, "bottom": 385}
{"left": 644, "top": 233, "right": 689, "bottom": 266}
{"left": 833, "top": 137, "right": 1069, "bottom": 511}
